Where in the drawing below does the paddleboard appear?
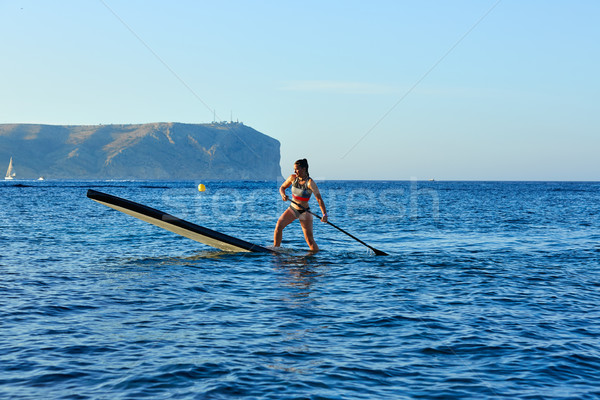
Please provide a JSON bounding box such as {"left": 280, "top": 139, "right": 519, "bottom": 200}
{"left": 87, "top": 189, "right": 275, "bottom": 253}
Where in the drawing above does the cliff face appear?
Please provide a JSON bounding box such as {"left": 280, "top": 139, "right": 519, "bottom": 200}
{"left": 0, "top": 123, "right": 282, "bottom": 180}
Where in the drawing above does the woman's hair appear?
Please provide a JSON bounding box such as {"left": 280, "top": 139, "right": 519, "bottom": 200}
{"left": 294, "top": 158, "right": 309, "bottom": 177}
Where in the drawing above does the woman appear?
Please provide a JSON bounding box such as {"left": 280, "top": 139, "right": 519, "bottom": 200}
{"left": 273, "top": 159, "right": 327, "bottom": 251}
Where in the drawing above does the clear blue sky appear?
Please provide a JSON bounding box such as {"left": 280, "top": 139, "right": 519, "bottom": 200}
{"left": 1, "top": 0, "right": 598, "bottom": 180}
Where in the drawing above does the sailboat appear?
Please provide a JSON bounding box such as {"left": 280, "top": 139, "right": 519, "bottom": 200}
{"left": 4, "top": 157, "right": 16, "bottom": 180}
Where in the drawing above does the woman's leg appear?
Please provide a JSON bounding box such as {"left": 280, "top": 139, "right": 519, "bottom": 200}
{"left": 273, "top": 208, "right": 297, "bottom": 247}
{"left": 299, "top": 214, "right": 319, "bottom": 251}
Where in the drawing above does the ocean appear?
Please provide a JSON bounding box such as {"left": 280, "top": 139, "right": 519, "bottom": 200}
{"left": 1, "top": 180, "right": 599, "bottom": 399}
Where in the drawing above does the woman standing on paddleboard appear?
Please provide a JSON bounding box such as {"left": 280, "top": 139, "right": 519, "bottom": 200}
{"left": 273, "top": 159, "right": 327, "bottom": 251}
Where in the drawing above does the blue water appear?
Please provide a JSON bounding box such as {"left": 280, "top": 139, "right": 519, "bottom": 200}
{"left": 1, "top": 180, "right": 599, "bottom": 399}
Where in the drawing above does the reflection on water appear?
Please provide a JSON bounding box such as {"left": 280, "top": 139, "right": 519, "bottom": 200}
{"left": 263, "top": 253, "right": 331, "bottom": 374}
{"left": 273, "top": 252, "right": 325, "bottom": 300}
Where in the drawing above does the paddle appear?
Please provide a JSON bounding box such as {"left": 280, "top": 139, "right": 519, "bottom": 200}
{"left": 288, "top": 199, "right": 388, "bottom": 256}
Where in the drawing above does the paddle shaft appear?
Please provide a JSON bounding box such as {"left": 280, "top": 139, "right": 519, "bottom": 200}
{"left": 289, "top": 199, "right": 388, "bottom": 256}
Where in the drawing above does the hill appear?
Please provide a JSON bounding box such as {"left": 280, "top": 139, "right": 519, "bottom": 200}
{"left": 0, "top": 122, "right": 282, "bottom": 180}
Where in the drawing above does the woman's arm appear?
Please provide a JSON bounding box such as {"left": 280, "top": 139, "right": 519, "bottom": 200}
{"left": 308, "top": 179, "right": 328, "bottom": 222}
{"left": 279, "top": 174, "right": 295, "bottom": 201}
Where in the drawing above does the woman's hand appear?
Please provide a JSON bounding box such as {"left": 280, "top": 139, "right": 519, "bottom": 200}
{"left": 281, "top": 194, "right": 289, "bottom": 202}
{"left": 321, "top": 213, "right": 328, "bottom": 223}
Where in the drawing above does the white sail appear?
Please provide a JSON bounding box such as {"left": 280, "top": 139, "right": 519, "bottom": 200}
{"left": 5, "top": 157, "right": 15, "bottom": 180}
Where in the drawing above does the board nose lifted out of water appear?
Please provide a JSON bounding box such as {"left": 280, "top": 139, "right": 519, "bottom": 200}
{"left": 86, "top": 189, "right": 275, "bottom": 253}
